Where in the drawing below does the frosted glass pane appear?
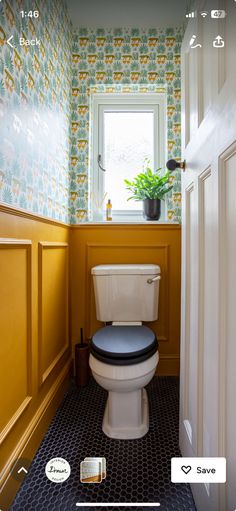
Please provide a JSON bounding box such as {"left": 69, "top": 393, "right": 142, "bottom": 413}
{"left": 104, "top": 112, "right": 154, "bottom": 210}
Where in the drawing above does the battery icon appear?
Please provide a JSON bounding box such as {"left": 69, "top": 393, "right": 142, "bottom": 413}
{"left": 211, "top": 10, "right": 227, "bottom": 18}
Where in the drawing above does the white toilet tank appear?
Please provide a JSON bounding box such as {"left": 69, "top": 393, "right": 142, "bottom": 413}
{"left": 91, "top": 264, "right": 161, "bottom": 322}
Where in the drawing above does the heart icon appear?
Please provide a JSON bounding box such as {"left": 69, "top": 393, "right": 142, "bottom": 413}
{"left": 181, "top": 465, "right": 192, "bottom": 474}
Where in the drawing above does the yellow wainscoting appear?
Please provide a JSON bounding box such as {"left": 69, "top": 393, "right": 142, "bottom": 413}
{"left": 0, "top": 205, "right": 72, "bottom": 511}
{"left": 0, "top": 239, "right": 32, "bottom": 445}
{"left": 0, "top": 205, "right": 181, "bottom": 509}
{"left": 70, "top": 223, "right": 181, "bottom": 376}
{"left": 38, "top": 242, "right": 69, "bottom": 385}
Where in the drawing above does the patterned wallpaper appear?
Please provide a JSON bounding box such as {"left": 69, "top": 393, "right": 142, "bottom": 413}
{"left": 70, "top": 27, "right": 183, "bottom": 224}
{"left": 0, "top": 11, "right": 183, "bottom": 224}
{"left": 0, "top": 0, "right": 72, "bottom": 222}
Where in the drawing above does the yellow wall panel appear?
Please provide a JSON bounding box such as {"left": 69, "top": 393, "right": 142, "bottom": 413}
{"left": 70, "top": 224, "right": 181, "bottom": 376}
{"left": 0, "top": 241, "right": 32, "bottom": 440}
{"left": 0, "top": 207, "right": 71, "bottom": 511}
{"left": 38, "top": 243, "right": 69, "bottom": 384}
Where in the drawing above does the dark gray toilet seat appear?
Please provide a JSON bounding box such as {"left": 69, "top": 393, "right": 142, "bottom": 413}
{"left": 91, "top": 325, "right": 158, "bottom": 365}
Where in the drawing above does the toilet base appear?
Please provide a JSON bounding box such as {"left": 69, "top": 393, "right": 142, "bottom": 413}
{"left": 102, "top": 388, "right": 149, "bottom": 439}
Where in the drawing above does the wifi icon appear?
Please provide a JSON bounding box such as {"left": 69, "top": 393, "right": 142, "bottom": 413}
{"left": 200, "top": 11, "right": 208, "bottom": 18}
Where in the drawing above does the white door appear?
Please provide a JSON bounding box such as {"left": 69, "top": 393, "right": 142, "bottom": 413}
{"left": 180, "top": 1, "right": 236, "bottom": 510}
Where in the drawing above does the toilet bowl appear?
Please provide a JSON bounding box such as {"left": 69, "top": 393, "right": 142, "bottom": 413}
{"left": 89, "top": 264, "right": 161, "bottom": 439}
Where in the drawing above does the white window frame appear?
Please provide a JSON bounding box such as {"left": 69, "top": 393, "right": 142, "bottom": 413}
{"left": 91, "top": 93, "right": 166, "bottom": 221}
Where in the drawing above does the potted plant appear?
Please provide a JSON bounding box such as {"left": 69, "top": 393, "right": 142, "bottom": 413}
{"left": 124, "top": 166, "right": 173, "bottom": 220}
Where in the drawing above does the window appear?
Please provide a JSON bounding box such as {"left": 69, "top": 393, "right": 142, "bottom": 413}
{"left": 91, "top": 93, "right": 166, "bottom": 220}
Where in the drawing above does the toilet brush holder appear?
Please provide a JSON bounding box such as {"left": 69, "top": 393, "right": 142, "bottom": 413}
{"left": 75, "top": 328, "right": 90, "bottom": 387}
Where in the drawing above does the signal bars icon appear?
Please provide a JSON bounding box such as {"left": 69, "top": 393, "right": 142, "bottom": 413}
{"left": 186, "top": 11, "right": 196, "bottom": 18}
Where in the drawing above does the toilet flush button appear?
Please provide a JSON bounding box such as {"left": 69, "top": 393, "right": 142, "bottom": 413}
{"left": 171, "top": 457, "right": 226, "bottom": 483}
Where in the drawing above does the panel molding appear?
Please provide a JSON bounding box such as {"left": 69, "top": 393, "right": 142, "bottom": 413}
{"left": 85, "top": 242, "right": 169, "bottom": 342}
{"left": 198, "top": 166, "right": 212, "bottom": 457}
{"left": 183, "top": 183, "right": 194, "bottom": 422}
{"left": 183, "top": 50, "right": 190, "bottom": 147}
{"left": 38, "top": 242, "right": 69, "bottom": 386}
{"left": 0, "top": 238, "right": 32, "bottom": 245}
{"left": 0, "top": 239, "right": 32, "bottom": 445}
{"left": 218, "top": 139, "right": 236, "bottom": 511}
{"left": 218, "top": 141, "right": 236, "bottom": 457}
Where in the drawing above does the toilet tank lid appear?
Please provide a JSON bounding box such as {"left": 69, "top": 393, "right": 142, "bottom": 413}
{"left": 91, "top": 264, "right": 161, "bottom": 275}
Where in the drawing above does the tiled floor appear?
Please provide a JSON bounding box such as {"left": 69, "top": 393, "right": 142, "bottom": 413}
{"left": 10, "top": 377, "right": 196, "bottom": 511}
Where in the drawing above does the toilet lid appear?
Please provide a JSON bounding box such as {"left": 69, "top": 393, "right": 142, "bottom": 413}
{"left": 91, "top": 326, "right": 158, "bottom": 365}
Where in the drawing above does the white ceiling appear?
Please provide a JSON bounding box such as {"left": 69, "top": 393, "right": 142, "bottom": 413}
{"left": 66, "top": 0, "right": 188, "bottom": 29}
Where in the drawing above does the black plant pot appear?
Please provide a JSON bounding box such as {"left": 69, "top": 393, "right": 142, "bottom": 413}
{"left": 143, "top": 198, "right": 161, "bottom": 221}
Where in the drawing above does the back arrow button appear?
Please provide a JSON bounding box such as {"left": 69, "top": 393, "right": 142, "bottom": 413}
{"left": 7, "top": 36, "right": 15, "bottom": 48}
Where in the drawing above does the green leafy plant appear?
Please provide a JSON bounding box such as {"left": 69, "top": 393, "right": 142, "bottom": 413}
{"left": 124, "top": 166, "right": 173, "bottom": 201}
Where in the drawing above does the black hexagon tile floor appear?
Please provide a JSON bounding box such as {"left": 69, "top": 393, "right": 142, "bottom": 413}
{"left": 10, "top": 377, "right": 196, "bottom": 511}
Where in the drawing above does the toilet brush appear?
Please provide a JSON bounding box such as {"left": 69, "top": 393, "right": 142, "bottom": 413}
{"left": 75, "top": 327, "right": 90, "bottom": 387}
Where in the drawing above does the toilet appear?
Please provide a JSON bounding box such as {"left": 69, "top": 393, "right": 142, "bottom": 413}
{"left": 89, "top": 264, "right": 161, "bottom": 439}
